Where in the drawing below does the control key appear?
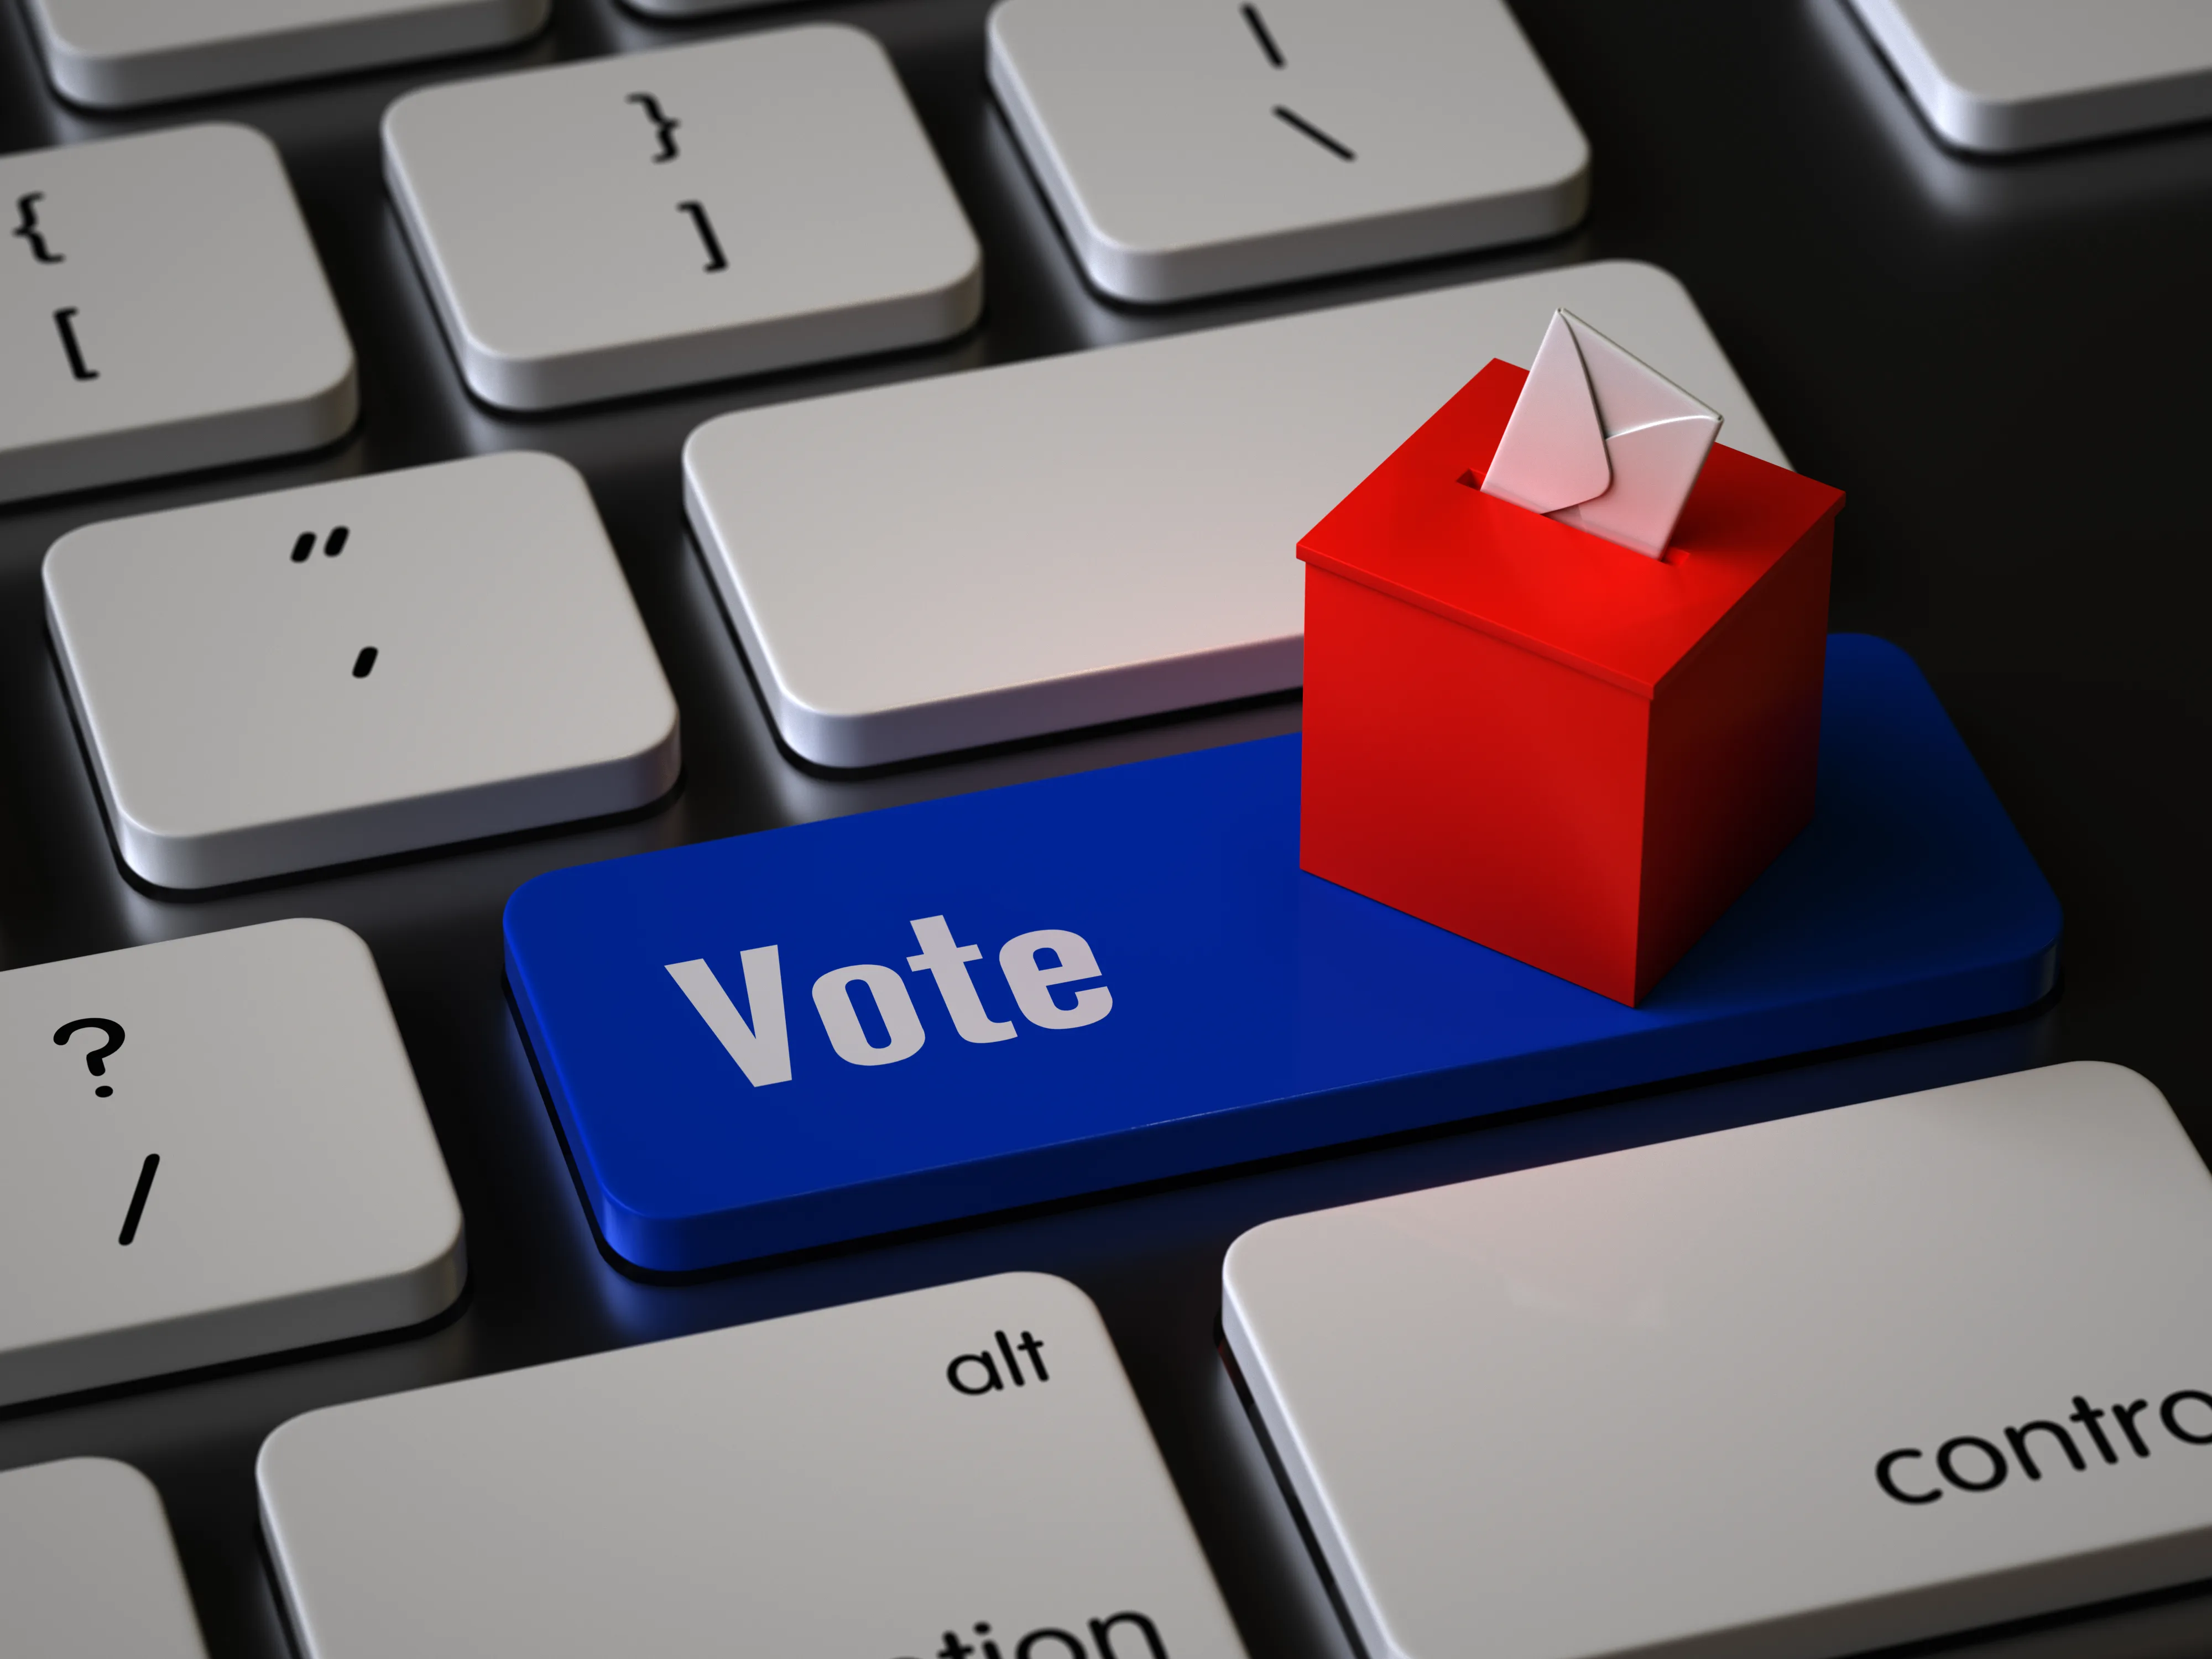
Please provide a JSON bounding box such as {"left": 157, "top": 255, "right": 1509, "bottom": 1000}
{"left": 1224, "top": 1063, "right": 2212, "bottom": 1659}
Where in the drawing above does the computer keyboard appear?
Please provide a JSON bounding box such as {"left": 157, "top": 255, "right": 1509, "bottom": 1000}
{"left": 3, "top": 2, "right": 2211, "bottom": 1657}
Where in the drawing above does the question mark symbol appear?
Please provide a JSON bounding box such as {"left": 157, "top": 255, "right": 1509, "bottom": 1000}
{"left": 54, "top": 1018, "right": 126, "bottom": 1097}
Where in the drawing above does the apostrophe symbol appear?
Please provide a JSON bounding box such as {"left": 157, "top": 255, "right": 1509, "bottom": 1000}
{"left": 54, "top": 1018, "right": 125, "bottom": 1097}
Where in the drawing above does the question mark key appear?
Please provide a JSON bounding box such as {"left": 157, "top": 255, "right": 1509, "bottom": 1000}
{"left": 0, "top": 919, "right": 463, "bottom": 1408}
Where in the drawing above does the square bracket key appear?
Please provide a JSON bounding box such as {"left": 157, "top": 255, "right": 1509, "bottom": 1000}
{"left": 383, "top": 25, "right": 982, "bottom": 410}
{"left": 45, "top": 451, "right": 681, "bottom": 890}
{"left": 988, "top": 0, "right": 1590, "bottom": 304}
{"left": 0, "top": 921, "right": 463, "bottom": 1408}
{"left": 0, "top": 124, "right": 357, "bottom": 507}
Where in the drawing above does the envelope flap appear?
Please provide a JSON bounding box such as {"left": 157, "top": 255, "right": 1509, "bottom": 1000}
{"left": 1299, "top": 361, "right": 1844, "bottom": 699}
{"left": 1480, "top": 311, "right": 1611, "bottom": 516}
{"left": 1566, "top": 311, "right": 1721, "bottom": 437}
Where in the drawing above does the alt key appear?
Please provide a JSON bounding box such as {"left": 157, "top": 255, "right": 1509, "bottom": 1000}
{"left": 259, "top": 1272, "right": 1247, "bottom": 1659}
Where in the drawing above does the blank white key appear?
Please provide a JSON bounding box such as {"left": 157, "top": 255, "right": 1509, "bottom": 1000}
{"left": 0, "top": 920, "right": 463, "bottom": 1409}
{"left": 1846, "top": 0, "right": 2212, "bottom": 153}
{"left": 259, "top": 1273, "right": 1248, "bottom": 1659}
{"left": 22, "top": 0, "right": 549, "bottom": 111}
{"left": 988, "top": 0, "right": 1588, "bottom": 303}
{"left": 45, "top": 452, "right": 679, "bottom": 890}
{"left": 0, "top": 124, "right": 356, "bottom": 507}
{"left": 686, "top": 259, "right": 1781, "bottom": 768}
{"left": 1224, "top": 1063, "right": 2212, "bottom": 1659}
{"left": 384, "top": 27, "right": 982, "bottom": 410}
{"left": 0, "top": 1459, "right": 208, "bottom": 1659}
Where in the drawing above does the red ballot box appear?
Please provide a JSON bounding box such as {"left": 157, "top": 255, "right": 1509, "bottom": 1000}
{"left": 1298, "top": 359, "right": 1845, "bottom": 1006}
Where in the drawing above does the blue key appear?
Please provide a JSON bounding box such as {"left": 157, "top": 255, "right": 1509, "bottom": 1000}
{"left": 505, "top": 637, "right": 2058, "bottom": 1273}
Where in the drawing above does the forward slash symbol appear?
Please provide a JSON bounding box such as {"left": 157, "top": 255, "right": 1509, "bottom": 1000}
{"left": 118, "top": 1154, "right": 158, "bottom": 1246}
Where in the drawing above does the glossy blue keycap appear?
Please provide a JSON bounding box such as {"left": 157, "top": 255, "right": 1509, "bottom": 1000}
{"left": 505, "top": 636, "right": 2058, "bottom": 1273}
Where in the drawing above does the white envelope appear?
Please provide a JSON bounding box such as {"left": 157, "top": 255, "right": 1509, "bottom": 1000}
{"left": 1480, "top": 309, "right": 1722, "bottom": 558}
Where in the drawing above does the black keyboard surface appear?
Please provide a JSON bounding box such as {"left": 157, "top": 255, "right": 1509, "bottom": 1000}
{"left": 3, "top": 2, "right": 2211, "bottom": 1655}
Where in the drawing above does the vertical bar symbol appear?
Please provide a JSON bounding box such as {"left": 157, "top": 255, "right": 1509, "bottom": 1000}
{"left": 119, "top": 1154, "right": 159, "bottom": 1246}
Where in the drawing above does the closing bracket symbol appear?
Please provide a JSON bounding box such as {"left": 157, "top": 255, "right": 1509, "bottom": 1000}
{"left": 678, "top": 201, "right": 728, "bottom": 273}
{"left": 13, "top": 192, "right": 62, "bottom": 263}
{"left": 628, "top": 93, "right": 681, "bottom": 163}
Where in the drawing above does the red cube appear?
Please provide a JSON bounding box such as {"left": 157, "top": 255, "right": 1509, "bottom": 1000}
{"left": 1298, "top": 359, "right": 1845, "bottom": 1006}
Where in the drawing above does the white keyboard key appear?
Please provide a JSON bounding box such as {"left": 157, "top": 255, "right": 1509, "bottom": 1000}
{"left": 22, "top": 0, "right": 549, "bottom": 111}
{"left": 0, "top": 921, "right": 462, "bottom": 1409}
{"left": 0, "top": 1459, "right": 208, "bottom": 1659}
{"left": 1223, "top": 1063, "right": 2212, "bottom": 1659}
{"left": 384, "top": 27, "right": 982, "bottom": 410}
{"left": 259, "top": 1273, "right": 1248, "bottom": 1659}
{"left": 45, "top": 452, "right": 679, "bottom": 889}
{"left": 686, "top": 259, "right": 1782, "bottom": 768}
{"left": 0, "top": 124, "right": 356, "bottom": 508}
{"left": 988, "top": 0, "right": 1588, "bottom": 302}
{"left": 1846, "top": 0, "right": 2212, "bottom": 153}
